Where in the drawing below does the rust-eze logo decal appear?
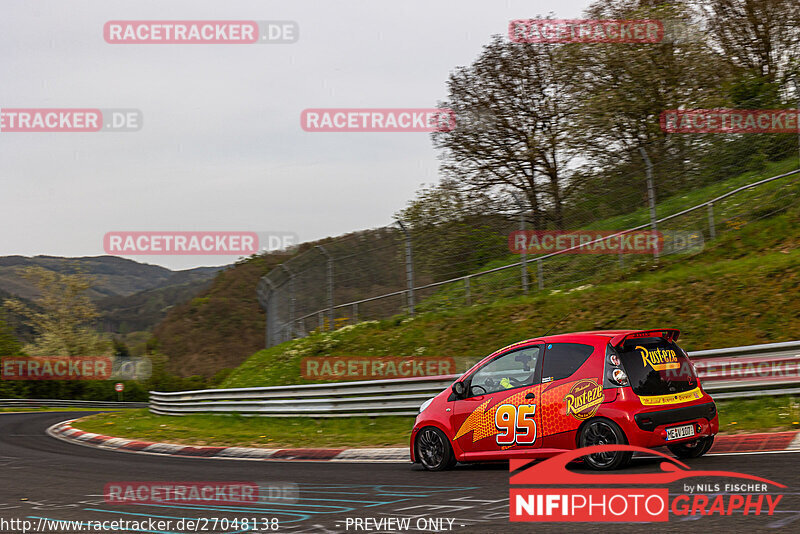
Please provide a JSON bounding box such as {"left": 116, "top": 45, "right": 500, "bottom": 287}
{"left": 637, "top": 345, "right": 680, "bottom": 371}
{"left": 564, "top": 379, "right": 602, "bottom": 420}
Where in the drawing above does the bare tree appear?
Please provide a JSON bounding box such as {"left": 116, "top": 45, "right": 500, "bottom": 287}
{"left": 568, "top": 0, "right": 732, "bottom": 193}
{"left": 432, "top": 35, "right": 580, "bottom": 229}
{"left": 700, "top": 0, "right": 800, "bottom": 90}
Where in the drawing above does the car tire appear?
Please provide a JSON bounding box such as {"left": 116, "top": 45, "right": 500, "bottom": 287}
{"left": 578, "top": 418, "right": 632, "bottom": 470}
{"left": 668, "top": 435, "right": 714, "bottom": 459}
{"left": 416, "top": 427, "right": 457, "bottom": 471}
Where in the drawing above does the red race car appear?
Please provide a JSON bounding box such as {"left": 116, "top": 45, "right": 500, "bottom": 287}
{"left": 411, "top": 329, "right": 719, "bottom": 471}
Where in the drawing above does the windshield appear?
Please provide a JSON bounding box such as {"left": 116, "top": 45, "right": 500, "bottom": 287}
{"left": 616, "top": 337, "right": 697, "bottom": 396}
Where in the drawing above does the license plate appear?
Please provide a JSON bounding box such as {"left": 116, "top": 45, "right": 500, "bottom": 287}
{"left": 666, "top": 424, "right": 695, "bottom": 441}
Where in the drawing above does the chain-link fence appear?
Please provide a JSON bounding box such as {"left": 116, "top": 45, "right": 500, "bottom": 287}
{"left": 257, "top": 162, "right": 800, "bottom": 348}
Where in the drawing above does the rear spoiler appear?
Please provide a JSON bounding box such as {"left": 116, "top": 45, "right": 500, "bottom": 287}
{"left": 610, "top": 329, "right": 681, "bottom": 348}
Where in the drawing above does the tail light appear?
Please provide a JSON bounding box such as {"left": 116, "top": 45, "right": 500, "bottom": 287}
{"left": 604, "top": 344, "right": 629, "bottom": 389}
{"left": 611, "top": 368, "right": 629, "bottom": 386}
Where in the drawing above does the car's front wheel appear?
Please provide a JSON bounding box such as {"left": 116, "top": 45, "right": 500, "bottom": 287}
{"left": 416, "top": 427, "right": 456, "bottom": 471}
{"left": 668, "top": 435, "right": 714, "bottom": 459}
{"left": 578, "top": 418, "right": 632, "bottom": 470}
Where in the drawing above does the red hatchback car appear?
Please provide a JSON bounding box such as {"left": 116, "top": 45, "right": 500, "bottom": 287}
{"left": 411, "top": 329, "right": 719, "bottom": 471}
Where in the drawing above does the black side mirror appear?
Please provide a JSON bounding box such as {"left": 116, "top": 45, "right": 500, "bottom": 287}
{"left": 452, "top": 381, "right": 465, "bottom": 397}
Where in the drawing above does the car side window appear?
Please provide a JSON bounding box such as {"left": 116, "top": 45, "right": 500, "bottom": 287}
{"left": 541, "top": 343, "right": 594, "bottom": 381}
{"left": 468, "top": 346, "right": 540, "bottom": 397}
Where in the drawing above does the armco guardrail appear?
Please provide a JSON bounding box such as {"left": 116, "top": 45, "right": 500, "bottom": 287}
{"left": 0, "top": 399, "right": 147, "bottom": 409}
{"left": 149, "top": 375, "right": 456, "bottom": 417}
{"left": 149, "top": 340, "right": 800, "bottom": 416}
{"left": 689, "top": 340, "right": 800, "bottom": 399}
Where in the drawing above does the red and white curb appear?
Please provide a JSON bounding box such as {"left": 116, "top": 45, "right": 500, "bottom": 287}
{"left": 47, "top": 420, "right": 799, "bottom": 463}
{"left": 47, "top": 420, "right": 410, "bottom": 462}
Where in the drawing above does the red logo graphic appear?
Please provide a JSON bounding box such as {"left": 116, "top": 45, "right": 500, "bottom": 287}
{"left": 104, "top": 231, "right": 259, "bottom": 255}
{"left": 509, "top": 230, "right": 662, "bottom": 255}
{"left": 661, "top": 109, "right": 800, "bottom": 133}
{"left": 509, "top": 445, "right": 784, "bottom": 522}
{"left": 300, "top": 108, "right": 456, "bottom": 132}
{"left": 1, "top": 357, "right": 113, "bottom": 380}
{"left": 301, "top": 356, "right": 455, "bottom": 380}
{"left": 105, "top": 482, "right": 259, "bottom": 505}
{"left": 0, "top": 108, "right": 142, "bottom": 132}
{"left": 509, "top": 19, "right": 664, "bottom": 44}
{"left": 105, "top": 21, "right": 256, "bottom": 43}
{"left": 511, "top": 487, "right": 668, "bottom": 522}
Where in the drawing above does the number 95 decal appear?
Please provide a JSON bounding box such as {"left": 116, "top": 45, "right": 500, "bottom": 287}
{"left": 495, "top": 404, "right": 537, "bottom": 445}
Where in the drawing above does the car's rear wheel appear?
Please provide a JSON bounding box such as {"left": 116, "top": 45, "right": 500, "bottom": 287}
{"left": 578, "top": 418, "right": 632, "bottom": 470}
{"left": 668, "top": 435, "right": 714, "bottom": 459}
{"left": 416, "top": 427, "right": 456, "bottom": 471}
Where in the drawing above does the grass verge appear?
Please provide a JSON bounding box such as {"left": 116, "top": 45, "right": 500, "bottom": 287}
{"left": 71, "top": 409, "right": 414, "bottom": 448}
{"left": 221, "top": 245, "right": 800, "bottom": 388}
{"left": 70, "top": 398, "right": 799, "bottom": 450}
{"left": 717, "top": 395, "right": 800, "bottom": 434}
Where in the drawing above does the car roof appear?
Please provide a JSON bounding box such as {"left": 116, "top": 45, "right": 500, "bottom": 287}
{"left": 508, "top": 329, "right": 678, "bottom": 348}
{"left": 471, "top": 329, "right": 678, "bottom": 373}
{"left": 516, "top": 330, "right": 637, "bottom": 345}
{"left": 553, "top": 330, "right": 637, "bottom": 338}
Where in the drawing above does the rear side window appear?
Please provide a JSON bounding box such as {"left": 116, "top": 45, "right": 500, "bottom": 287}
{"left": 542, "top": 343, "right": 594, "bottom": 381}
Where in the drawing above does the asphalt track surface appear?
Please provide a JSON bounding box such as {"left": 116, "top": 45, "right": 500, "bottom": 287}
{"left": 0, "top": 412, "right": 798, "bottom": 534}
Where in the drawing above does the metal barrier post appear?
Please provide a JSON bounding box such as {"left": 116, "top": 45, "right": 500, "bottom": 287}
{"left": 257, "top": 277, "right": 277, "bottom": 348}
{"left": 512, "top": 193, "right": 529, "bottom": 294}
{"left": 639, "top": 147, "right": 658, "bottom": 260}
{"left": 396, "top": 220, "right": 415, "bottom": 316}
{"left": 280, "top": 265, "right": 295, "bottom": 338}
{"left": 707, "top": 202, "right": 716, "bottom": 240}
{"left": 316, "top": 245, "right": 335, "bottom": 331}
{"left": 537, "top": 260, "right": 544, "bottom": 290}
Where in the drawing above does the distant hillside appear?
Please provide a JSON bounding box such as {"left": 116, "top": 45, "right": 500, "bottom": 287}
{"left": 0, "top": 255, "right": 220, "bottom": 300}
{"left": 153, "top": 256, "right": 278, "bottom": 377}
{"left": 0, "top": 255, "right": 224, "bottom": 337}
{"left": 0, "top": 287, "right": 36, "bottom": 342}
{"left": 97, "top": 278, "right": 217, "bottom": 334}
{"left": 150, "top": 233, "right": 405, "bottom": 377}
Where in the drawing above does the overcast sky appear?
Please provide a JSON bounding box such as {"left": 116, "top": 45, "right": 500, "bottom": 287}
{"left": 0, "top": 0, "right": 593, "bottom": 270}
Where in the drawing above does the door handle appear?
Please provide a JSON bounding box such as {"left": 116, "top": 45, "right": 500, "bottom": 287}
{"left": 525, "top": 393, "right": 536, "bottom": 400}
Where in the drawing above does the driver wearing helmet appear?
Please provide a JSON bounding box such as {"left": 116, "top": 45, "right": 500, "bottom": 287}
{"left": 491, "top": 352, "right": 536, "bottom": 390}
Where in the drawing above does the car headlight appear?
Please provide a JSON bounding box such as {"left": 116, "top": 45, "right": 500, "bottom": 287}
{"left": 419, "top": 398, "right": 434, "bottom": 414}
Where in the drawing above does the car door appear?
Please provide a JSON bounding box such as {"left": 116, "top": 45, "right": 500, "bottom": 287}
{"left": 450, "top": 344, "right": 543, "bottom": 460}
{"left": 538, "top": 342, "right": 603, "bottom": 449}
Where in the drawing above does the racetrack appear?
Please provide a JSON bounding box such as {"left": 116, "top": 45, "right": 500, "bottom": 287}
{"left": 1, "top": 412, "right": 798, "bottom": 533}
